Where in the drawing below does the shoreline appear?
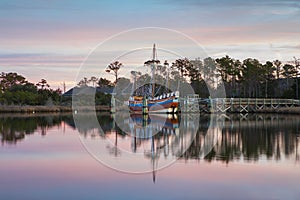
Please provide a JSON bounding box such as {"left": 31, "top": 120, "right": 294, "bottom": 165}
{"left": 0, "top": 105, "right": 110, "bottom": 113}
{"left": 0, "top": 105, "right": 299, "bottom": 114}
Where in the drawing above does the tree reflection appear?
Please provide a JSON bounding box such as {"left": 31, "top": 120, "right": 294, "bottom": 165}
{"left": 0, "top": 114, "right": 64, "bottom": 144}
{"left": 1, "top": 113, "right": 299, "bottom": 164}
{"left": 183, "top": 114, "right": 300, "bottom": 163}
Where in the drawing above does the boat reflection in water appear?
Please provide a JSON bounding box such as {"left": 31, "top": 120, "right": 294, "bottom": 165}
{"left": 127, "top": 113, "right": 224, "bottom": 182}
{"left": 109, "top": 113, "right": 201, "bottom": 174}
{"left": 74, "top": 111, "right": 225, "bottom": 182}
{"left": 128, "top": 114, "right": 180, "bottom": 182}
{"left": 128, "top": 114, "right": 179, "bottom": 151}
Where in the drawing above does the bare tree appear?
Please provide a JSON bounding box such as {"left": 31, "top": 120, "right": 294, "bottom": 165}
{"left": 106, "top": 61, "right": 123, "bottom": 84}
{"left": 77, "top": 77, "right": 89, "bottom": 87}
{"left": 294, "top": 57, "right": 300, "bottom": 99}
{"left": 273, "top": 59, "right": 282, "bottom": 79}
{"left": 89, "top": 76, "right": 99, "bottom": 87}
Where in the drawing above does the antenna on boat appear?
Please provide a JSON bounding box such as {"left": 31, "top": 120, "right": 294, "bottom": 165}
{"left": 152, "top": 43, "right": 157, "bottom": 61}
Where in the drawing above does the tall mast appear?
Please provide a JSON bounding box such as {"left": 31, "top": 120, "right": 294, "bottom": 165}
{"left": 151, "top": 44, "right": 156, "bottom": 97}
{"left": 153, "top": 44, "right": 156, "bottom": 60}
{"left": 145, "top": 44, "right": 159, "bottom": 98}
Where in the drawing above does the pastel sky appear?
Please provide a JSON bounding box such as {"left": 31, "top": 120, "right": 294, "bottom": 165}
{"left": 0, "top": 0, "right": 299, "bottom": 89}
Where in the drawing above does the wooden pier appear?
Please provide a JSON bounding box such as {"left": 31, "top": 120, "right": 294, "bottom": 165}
{"left": 180, "top": 97, "right": 300, "bottom": 113}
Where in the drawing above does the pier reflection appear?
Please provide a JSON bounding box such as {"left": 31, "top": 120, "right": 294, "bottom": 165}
{"left": 198, "top": 114, "right": 300, "bottom": 163}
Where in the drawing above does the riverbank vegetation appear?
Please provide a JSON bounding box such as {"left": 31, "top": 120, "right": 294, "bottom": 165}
{"left": 0, "top": 72, "right": 112, "bottom": 107}
{"left": 0, "top": 72, "right": 61, "bottom": 105}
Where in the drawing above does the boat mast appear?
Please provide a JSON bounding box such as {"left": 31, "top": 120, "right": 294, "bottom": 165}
{"left": 151, "top": 44, "right": 156, "bottom": 98}
{"left": 152, "top": 43, "right": 157, "bottom": 60}
{"left": 145, "top": 44, "right": 159, "bottom": 98}
{"left": 151, "top": 135, "right": 156, "bottom": 183}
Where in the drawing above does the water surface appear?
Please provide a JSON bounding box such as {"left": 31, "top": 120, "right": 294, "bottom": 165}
{"left": 0, "top": 113, "right": 299, "bottom": 200}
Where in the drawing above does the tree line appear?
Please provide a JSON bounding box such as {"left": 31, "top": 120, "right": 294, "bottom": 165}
{"left": 2, "top": 55, "right": 300, "bottom": 106}
{"left": 82, "top": 56, "right": 300, "bottom": 99}
{"left": 0, "top": 72, "right": 61, "bottom": 105}
{"left": 168, "top": 56, "right": 300, "bottom": 98}
{"left": 214, "top": 56, "right": 300, "bottom": 98}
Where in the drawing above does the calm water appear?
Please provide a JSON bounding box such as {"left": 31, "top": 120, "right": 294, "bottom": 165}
{"left": 0, "top": 113, "right": 300, "bottom": 200}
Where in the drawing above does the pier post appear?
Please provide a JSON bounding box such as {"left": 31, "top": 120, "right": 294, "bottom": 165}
{"left": 111, "top": 93, "right": 116, "bottom": 113}
{"left": 142, "top": 96, "right": 148, "bottom": 115}
{"left": 255, "top": 98, "right": 257, "bottom": 112}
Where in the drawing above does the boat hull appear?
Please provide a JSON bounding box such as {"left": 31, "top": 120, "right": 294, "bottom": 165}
{"left": 129, "top": 96, "right": 179, "bottom": 114}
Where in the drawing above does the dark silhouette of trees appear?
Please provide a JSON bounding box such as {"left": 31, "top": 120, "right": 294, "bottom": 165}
{"left": 36, "top": 79, "right": 50, "bottom": 90}
{"left": 216, "top": 56, "right": 242, "bottom": 97}
{"left": 282, "top": 63, "right": 297, "bottom": 98}
{"left": 171, "top": 58, "right": 190, "bottom": 79}
{"left": 106, "top": 61, "right": 123, "bottom": 84}
{"left": 274, "top": 59, "right": 282, "bottom": 79}
{"left": 97, "top": 78, "right": 113, "bottom": 88}
{"left": 213, "top": 56, "right": 299, "bottom": 98}
{"left": 2, "top": 54, "right": 300, "bottom": 107}
{"left": 0, "top": 72, "right": 61, "bottom": 105}
{"left": 0, "top": 72, "right": 27, "bottom": 91}
{"left": 77, "top": 77, "right": 89, "bottom": 87}
{"left": 282, "top": 64, "right": 297, "bottom": 80}
{"left": 262, "top": 61, "right": 275, "bottom": 98}
{"left": 89, "top": 76, "right": 99, "bottom": 87}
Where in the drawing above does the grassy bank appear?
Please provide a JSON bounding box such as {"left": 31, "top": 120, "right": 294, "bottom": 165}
{"left": 0, "top": 105, "right": 110, "bottom": 113}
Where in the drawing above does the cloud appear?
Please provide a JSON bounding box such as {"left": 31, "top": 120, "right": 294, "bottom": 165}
{"left": 0, "top": 53, "right": 85, "bottom": 68}
{"left": 276, "top": 44, "right": 300, "bottom": 49}
{"left": 0, "top": 0, "right": 299, "bottom": 89}
{"left": 0, "top": 0, "right": 82, "bottom": 11}
{"left": 0, "top": 53, "right": 81, "bottom": 90}
{"left": 166, "top": 0, "right": 300, "bottom": 8}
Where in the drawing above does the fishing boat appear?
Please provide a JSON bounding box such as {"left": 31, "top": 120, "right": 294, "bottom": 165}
{"left": 129, "top": 44, "right": 179, "bottom": 114}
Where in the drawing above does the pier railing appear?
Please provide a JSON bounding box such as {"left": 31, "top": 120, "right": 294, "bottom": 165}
{"left": 180, "top": 97, "right": 300, "bottom": 113}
